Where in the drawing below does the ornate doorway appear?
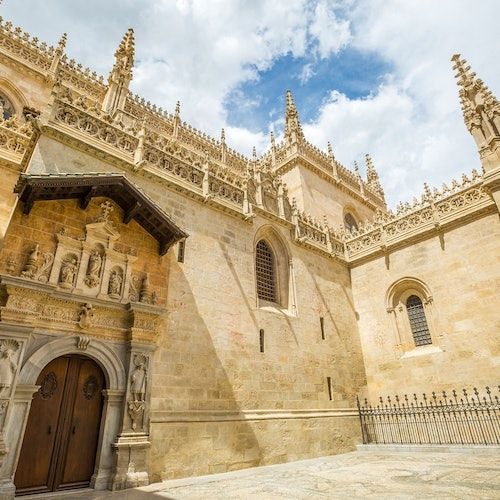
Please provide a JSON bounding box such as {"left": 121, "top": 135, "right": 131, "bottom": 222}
{"left": 14, "top": 355, "right": 105, "bottom": 496}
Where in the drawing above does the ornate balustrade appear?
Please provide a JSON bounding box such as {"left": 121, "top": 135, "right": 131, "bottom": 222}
{"left": 344, "top": 172, "right": 492, "bottom": 261}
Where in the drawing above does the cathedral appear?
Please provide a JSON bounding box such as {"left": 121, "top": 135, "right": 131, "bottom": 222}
{"left": 0, "top": 14, "right": 498, "bottom": 499}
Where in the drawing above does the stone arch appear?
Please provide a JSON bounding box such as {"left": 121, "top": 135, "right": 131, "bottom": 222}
{"left": 0, "top": 77, "right": 29, "bottom": 119}
{"left": 13, "top": 336, "right": 126, "bottom": 492}
{"left": 254, "top": 224, "right": 294, "bottom": 310}
{"left": 18, "top": 335, "right": 126, "bottom": 390}
{"left": 342, "top": 205, "right": 360, "bottom": 232}
{"left": 385, "top": 276, "right": 437, "bottom": 350}
{"left": 386, "top": 276, "right": 433, "bottom": 310}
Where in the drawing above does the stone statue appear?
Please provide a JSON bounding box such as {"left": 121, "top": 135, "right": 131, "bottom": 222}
{"left": 20, "top": 244, "right": 39, "bottom": 279}
{"left": 130, "top": 354, "right": 147, "bottom": 402}
{"left": 0, "top": 339, "right": 20, "bottom": 392}
{"left": 108, "top": 269, "right": 123, "bottom": 297}
{"left": 85, "top": 249, "right": 102, "bottom": 288}
{"left": 59, "top": 257, "right": 78, "bottom": 288}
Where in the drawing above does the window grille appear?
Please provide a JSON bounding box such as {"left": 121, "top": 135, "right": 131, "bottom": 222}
{"left": 255, "top": 240, "right": 277, "bottom": 303}
{"left": 0, "top": 93, "right": 14, "bottom": 120}
{"left": 406, "top": 295, "right": 432, "bottom": 346}
{"left": 344, "top": 213, "right": 358, "bottom": 233}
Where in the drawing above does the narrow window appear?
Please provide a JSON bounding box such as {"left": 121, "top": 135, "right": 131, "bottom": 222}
{"left": 320, "top": 316, "right": 325, "bottom": 340}
{"left": 326, "top": 377, "right": 333, "bottom": 401}
{"left": 177, "top": 239, "right": 185, "bottom": 263}
{"left": 259, "top": 329, "right": 265, "bottom": 353}
{"left": 406, "top": 295, "right": 432, "bottom": 346}
{"left": 255, "top": 240, "right": 277, "bottom": 303}
{"left": 344, "top": 213, "right": 358, "bottom": 233}
{"left": 0, "top": 93, "right": 15, "bottom": 120}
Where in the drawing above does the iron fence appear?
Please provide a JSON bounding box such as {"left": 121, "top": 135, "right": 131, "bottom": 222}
{"left": 357, "top": 386, "right": 499, "bottom": 445}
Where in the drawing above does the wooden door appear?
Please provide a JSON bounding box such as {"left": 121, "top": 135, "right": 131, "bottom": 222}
{"left": 14, "top": 355, "right": 105, "bottom": 496}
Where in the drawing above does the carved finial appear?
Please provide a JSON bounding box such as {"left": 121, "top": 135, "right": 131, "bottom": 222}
{"left": 99, "top": 200, "right": 114, "bottom": 221}
{"left": 220, "top": 127, "right": 225, "bottom": 144}
{"left": 174, "top": 100, "right": 180, "bottom": 118}
{"left": 57, "top": 32, "right": 67, "bottom": 52}
{"left": 252, "top": 146, "right": 257, "bottom": 161}
{"left": 353, "top": 161, "right": 360, "bottom": 176}
{"left": 102, "top": 28, "right": 135, "bottom": 114}
{"left": 270, "top": 130, "right": 275, "bottom": 147}
{"left": 451, "top": 53, "right": 500, "bottom": 173}
{"left": 327, "top": 141, "right": 333, "bottom": 157}
{"left": 423, "top": 182, "right": 433, "bottom": 201}
{"left": 284, "top": 89, "right": 303, "bottom": 143}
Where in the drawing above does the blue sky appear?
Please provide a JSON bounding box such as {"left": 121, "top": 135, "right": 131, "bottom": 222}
{"left": 225, "top": 48, "right": 391, "bottom": 132}
{"left": 1, "top": 0, "right": 498, "bottom": 207}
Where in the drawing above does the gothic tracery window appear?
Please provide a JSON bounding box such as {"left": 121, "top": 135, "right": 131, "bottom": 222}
{"left": 0, "top": 93, "right": 15, "bottom": 120}
{"left": 406, "top": 295, "right": 432, "bottom": 346}
{"left": 344, "top": 212, "right": 358, "bottom": 233}
{"left": 255, "top": 239, "right": 277, "bottom": 303}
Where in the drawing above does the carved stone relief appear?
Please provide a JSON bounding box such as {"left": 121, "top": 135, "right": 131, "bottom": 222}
{"left": 128, "top": 353, "right": 148, "bottom": 431}
{"left": 78, "top": 303, "right": 93, "bottom": 329}
{"left": 59, "top": 254, "right": 79, "bottom": 288}
{"left": 0, "top": 339, "right": 19, "bottom": 392}
{"left": 76, "top": 334, "right": 91, "bottom": 350}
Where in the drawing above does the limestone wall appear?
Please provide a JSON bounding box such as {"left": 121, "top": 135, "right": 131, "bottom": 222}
{"left": 351, "top": 211, "right": 500, "bottom": 399}
{"left": 25, "top": 135, "right": 367, "bottom": 478}
{"left": 281, "top": 165, "right": 377, "bottom": 227}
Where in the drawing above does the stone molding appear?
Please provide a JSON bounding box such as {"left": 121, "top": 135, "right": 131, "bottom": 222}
{"left": 150, "top": 408, "right": 359, "bottom": 423}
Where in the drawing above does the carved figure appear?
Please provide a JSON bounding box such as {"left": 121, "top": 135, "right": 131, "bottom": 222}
{"left": 108, "top": 269, "right": 123, "bottom": 297}
{"left": 130, "top": 354, "right": 147, "bottom": 402}
{"left": 0, "top": 339, "right": 20, "bottom": 392}
{"left": 78, "top": 303, "right": 93, "bottom": 329}
{"left": 59, "top": 257, "right": 78, "bottom": 288}
{"left": 85, "top": 249, "right": 102, "bottom": 287}
{"left": 20, "top": 244, "right": 39, "bottom": 279}
{"left": 128, "top": 401, "right": 145, "bottom": 431}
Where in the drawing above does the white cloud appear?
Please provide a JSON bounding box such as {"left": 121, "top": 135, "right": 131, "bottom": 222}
{"left": 309, "top": 0, "right": 351, "bottom": 58}
{"left": 299, "top": 63, "right": 316, "bottom": 84}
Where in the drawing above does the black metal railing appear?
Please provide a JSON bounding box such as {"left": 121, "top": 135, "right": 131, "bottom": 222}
{"left": 357, "top": 386, "right": 500, "bottom": 445}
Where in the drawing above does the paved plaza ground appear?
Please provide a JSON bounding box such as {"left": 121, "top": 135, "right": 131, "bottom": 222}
{"left": 24, "top": 448, "right": 500, "bottom": 499}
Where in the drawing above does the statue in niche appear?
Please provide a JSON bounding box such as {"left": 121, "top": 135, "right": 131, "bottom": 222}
{"left": 0, "top": 339, "right": 20, "bottom": 392}
{"left": 20, "top": 244, "right": 39, "bottom": 279}
{"left": 108, "top": 269, "right": 123, "bottom": 298}
{"left": 85, "top": 249, "right": 102, "bottom": 288}
{"left": 59, "top": 257, "right": 78, "bottom": 288}
{"left": 130, "top": 354, "right": 147, "bottom": 402}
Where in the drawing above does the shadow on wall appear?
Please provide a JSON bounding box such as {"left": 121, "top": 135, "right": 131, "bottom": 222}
{"left": 148, "top": 253, "right": 262, "bottom": 482}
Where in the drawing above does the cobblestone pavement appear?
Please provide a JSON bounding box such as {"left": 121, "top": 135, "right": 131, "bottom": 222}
{"left": 25, "top": 449, "right": 500, "bottom": 500}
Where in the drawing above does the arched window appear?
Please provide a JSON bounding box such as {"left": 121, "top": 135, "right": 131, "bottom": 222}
{"left": 0, "top": 93, "right": 15, "bottom": 120}
{"left": 406, "top": 295, "right": 432, "bottom": 346}
{"left": 344, "top": 213, "right": 358, "bottom": 233}
{"left": 255, "top": 239, "right": 277, "bottom": 303}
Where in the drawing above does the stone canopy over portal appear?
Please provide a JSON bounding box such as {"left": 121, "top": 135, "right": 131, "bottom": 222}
{"left": 14, "top": 172, "right": 188, "bottom": 255}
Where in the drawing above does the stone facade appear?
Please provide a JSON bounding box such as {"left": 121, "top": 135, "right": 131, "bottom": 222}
{"left": 0, "top": 15, "right": 497, "bottom": 498}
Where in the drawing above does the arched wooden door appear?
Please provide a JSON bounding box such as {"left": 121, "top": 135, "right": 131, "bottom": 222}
{"left": 14, "top": 355, "right": 105, "bottom": 496}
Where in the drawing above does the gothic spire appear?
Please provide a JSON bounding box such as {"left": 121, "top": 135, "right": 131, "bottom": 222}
{"left": 365, "top": 154, "right": 385, "bottom": 200}
{"left": 102, "top": 28, "right": 135, "bottom": 114}
{"left": 284, "top": 89, "right": 304, "bottom": 144}
{"left": 451, "top": 54, "right": 500, "bottom": 171}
